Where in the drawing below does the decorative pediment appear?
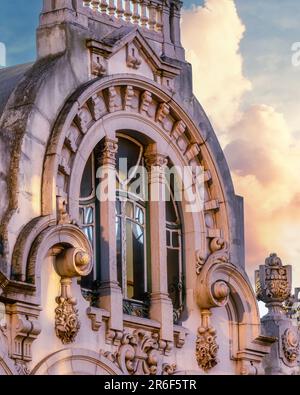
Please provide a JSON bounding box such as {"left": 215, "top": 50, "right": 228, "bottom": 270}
{"left": 87, "top": 27, "right": 181, "bottom": 92}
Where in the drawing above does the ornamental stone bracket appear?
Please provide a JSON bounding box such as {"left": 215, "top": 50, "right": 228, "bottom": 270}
{"left": 101, "top": 329, "right": 177, "bottom": 376}
{"left": 195, "top": 238, "right": 231, "bottom": 372}
{"left": 5, "top": 302, "right": 41, "bottom": 374}
{"left": 195, "top": 239, "right": 274, "bottom": 374}
{"left": 195, "top": 237, "right": 231, "bottom": 310}
{"left": 54, "top": 247, "right": 93, "bottom": 344}
{"left": 86, "top": 306, "right": 111, "bottom": 332}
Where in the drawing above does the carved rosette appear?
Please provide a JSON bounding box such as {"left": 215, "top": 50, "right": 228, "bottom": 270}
{"left": 255, "top": 253, "right": 292, "bottom": 309}
{"left": 196, "top": 326, "right": 219, "bottom": 372}
{"left": 281, "top": 328, "right": 300, "bottom": 365}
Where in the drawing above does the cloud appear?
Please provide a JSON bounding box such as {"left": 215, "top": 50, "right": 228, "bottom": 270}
{"left": 181, "top": 0, "right": 252, "bottom": 133}
{"left": 182, "top": 0, "right": 300, "bottom": 286}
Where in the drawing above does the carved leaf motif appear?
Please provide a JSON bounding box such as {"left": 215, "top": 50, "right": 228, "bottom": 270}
{"left": 196, "top": 326, "right": 219, "bottom": 372}
{"left": 55, "top": 297, "right": 80, "bottom": 344}
{"left": 115, "top": 330, "right": 176, "bottom": 376}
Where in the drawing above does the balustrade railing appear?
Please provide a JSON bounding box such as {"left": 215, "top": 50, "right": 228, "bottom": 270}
{"left": 83, "top": 0, "right": 163, "bottom": 32}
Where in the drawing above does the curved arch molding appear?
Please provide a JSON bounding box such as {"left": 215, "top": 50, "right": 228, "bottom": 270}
{"left": 31, "top": 348, "right": 124, "bottom": 375}
{"left": 42, "top": 76, "right": 229, "bottom": 257}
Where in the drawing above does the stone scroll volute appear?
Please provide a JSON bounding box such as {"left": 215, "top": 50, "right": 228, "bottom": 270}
{"left": 54, "top": 247, "right": 93, "bottom": 344}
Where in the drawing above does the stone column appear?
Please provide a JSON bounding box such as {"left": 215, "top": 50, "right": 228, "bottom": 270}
{"left": 170, "top": 0, "right": 185, "bottom": 60}
{"left": 161, "top": 1, "right": 176, "bottom": 59}
{"left": 97, "top": 138, "right": 123, "bottom": 344}
{"left": 145, "top": 146, "right": 173, "bottom": 349}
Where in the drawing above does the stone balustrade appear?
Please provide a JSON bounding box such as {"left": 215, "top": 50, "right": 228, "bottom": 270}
{"left": 83, "top": 0, "right": 163, "bottom": 32}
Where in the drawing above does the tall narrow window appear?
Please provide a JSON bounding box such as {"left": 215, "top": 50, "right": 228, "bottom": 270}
{"left": 116, "top": 135, "right": 149, "bottom": 317}
{"left": 166, "top": 189, "right": 184, "bottom": 324}
{"left": 79, "top": 153, "right": 97, "bottom": 294}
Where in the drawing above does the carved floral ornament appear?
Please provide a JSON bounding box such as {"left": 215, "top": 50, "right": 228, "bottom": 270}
{"left": 102, "top": 330, "right": 176, "bottom": 375}
{"left": 196, "top": 310, "right": 219, "bottom": 372}
{"left": 281, "top": 328, "right": 300, "bottom": 365}
{"left": 255, "top": 253, "right": 292, "bottom": 305}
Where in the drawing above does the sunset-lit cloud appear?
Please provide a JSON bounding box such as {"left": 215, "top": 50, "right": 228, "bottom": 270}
{"left": 182, "top": 0, "right": 300, "bottom": 285}
{"left": 182, "top": 0, "right": 251, "bottom": 134}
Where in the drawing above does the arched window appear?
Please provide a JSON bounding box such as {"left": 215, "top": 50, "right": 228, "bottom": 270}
{"left": 79, "top": 134, "right": 185, "bottom": 322}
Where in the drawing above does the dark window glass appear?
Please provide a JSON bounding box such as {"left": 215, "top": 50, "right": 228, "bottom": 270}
{"left": 117, "top": 137, "right": 142, "bottom": 182}
{"left": 167, "top": 248, "right": 180, "bottom": 309}
{"left": 166, "top": 198, "right": 178, "bottom": 223}
{"left": 126, "top": 221, "right": 145, "bottom": 300}
{"left": 80, "top": 155, "right": 94, "bottom": 198}
{"left": 116, "top": 216, "right": 122, "bottom": 288}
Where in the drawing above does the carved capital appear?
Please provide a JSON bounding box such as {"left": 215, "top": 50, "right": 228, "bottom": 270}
{"left": 144, "top": 148, "right": 168, "bottom": 172}
{"left": 98, "top": 138, "right": 118, "bottom": 167}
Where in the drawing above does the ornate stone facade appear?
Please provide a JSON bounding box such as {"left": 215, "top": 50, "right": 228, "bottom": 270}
{"left": 0, "top": 0, "right": 298, "bottom": 376}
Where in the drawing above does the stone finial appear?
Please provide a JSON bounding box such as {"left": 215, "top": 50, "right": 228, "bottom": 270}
{"left": 255, "top": 253, "right": 292, "bottom": 315}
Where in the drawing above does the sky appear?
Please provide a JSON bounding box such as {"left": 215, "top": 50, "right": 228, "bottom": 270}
{"left": 0, "top": 0, "right": 300, "bottom": 288}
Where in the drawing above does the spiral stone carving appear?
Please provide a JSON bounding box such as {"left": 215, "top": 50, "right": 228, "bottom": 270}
{"left": 282, "top": 328, "right": 300, "bottom": 365}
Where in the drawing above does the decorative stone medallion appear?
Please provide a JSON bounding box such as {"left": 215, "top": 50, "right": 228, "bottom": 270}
{"left": 282, "top": 328, "right": 300, "bottom": 365}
